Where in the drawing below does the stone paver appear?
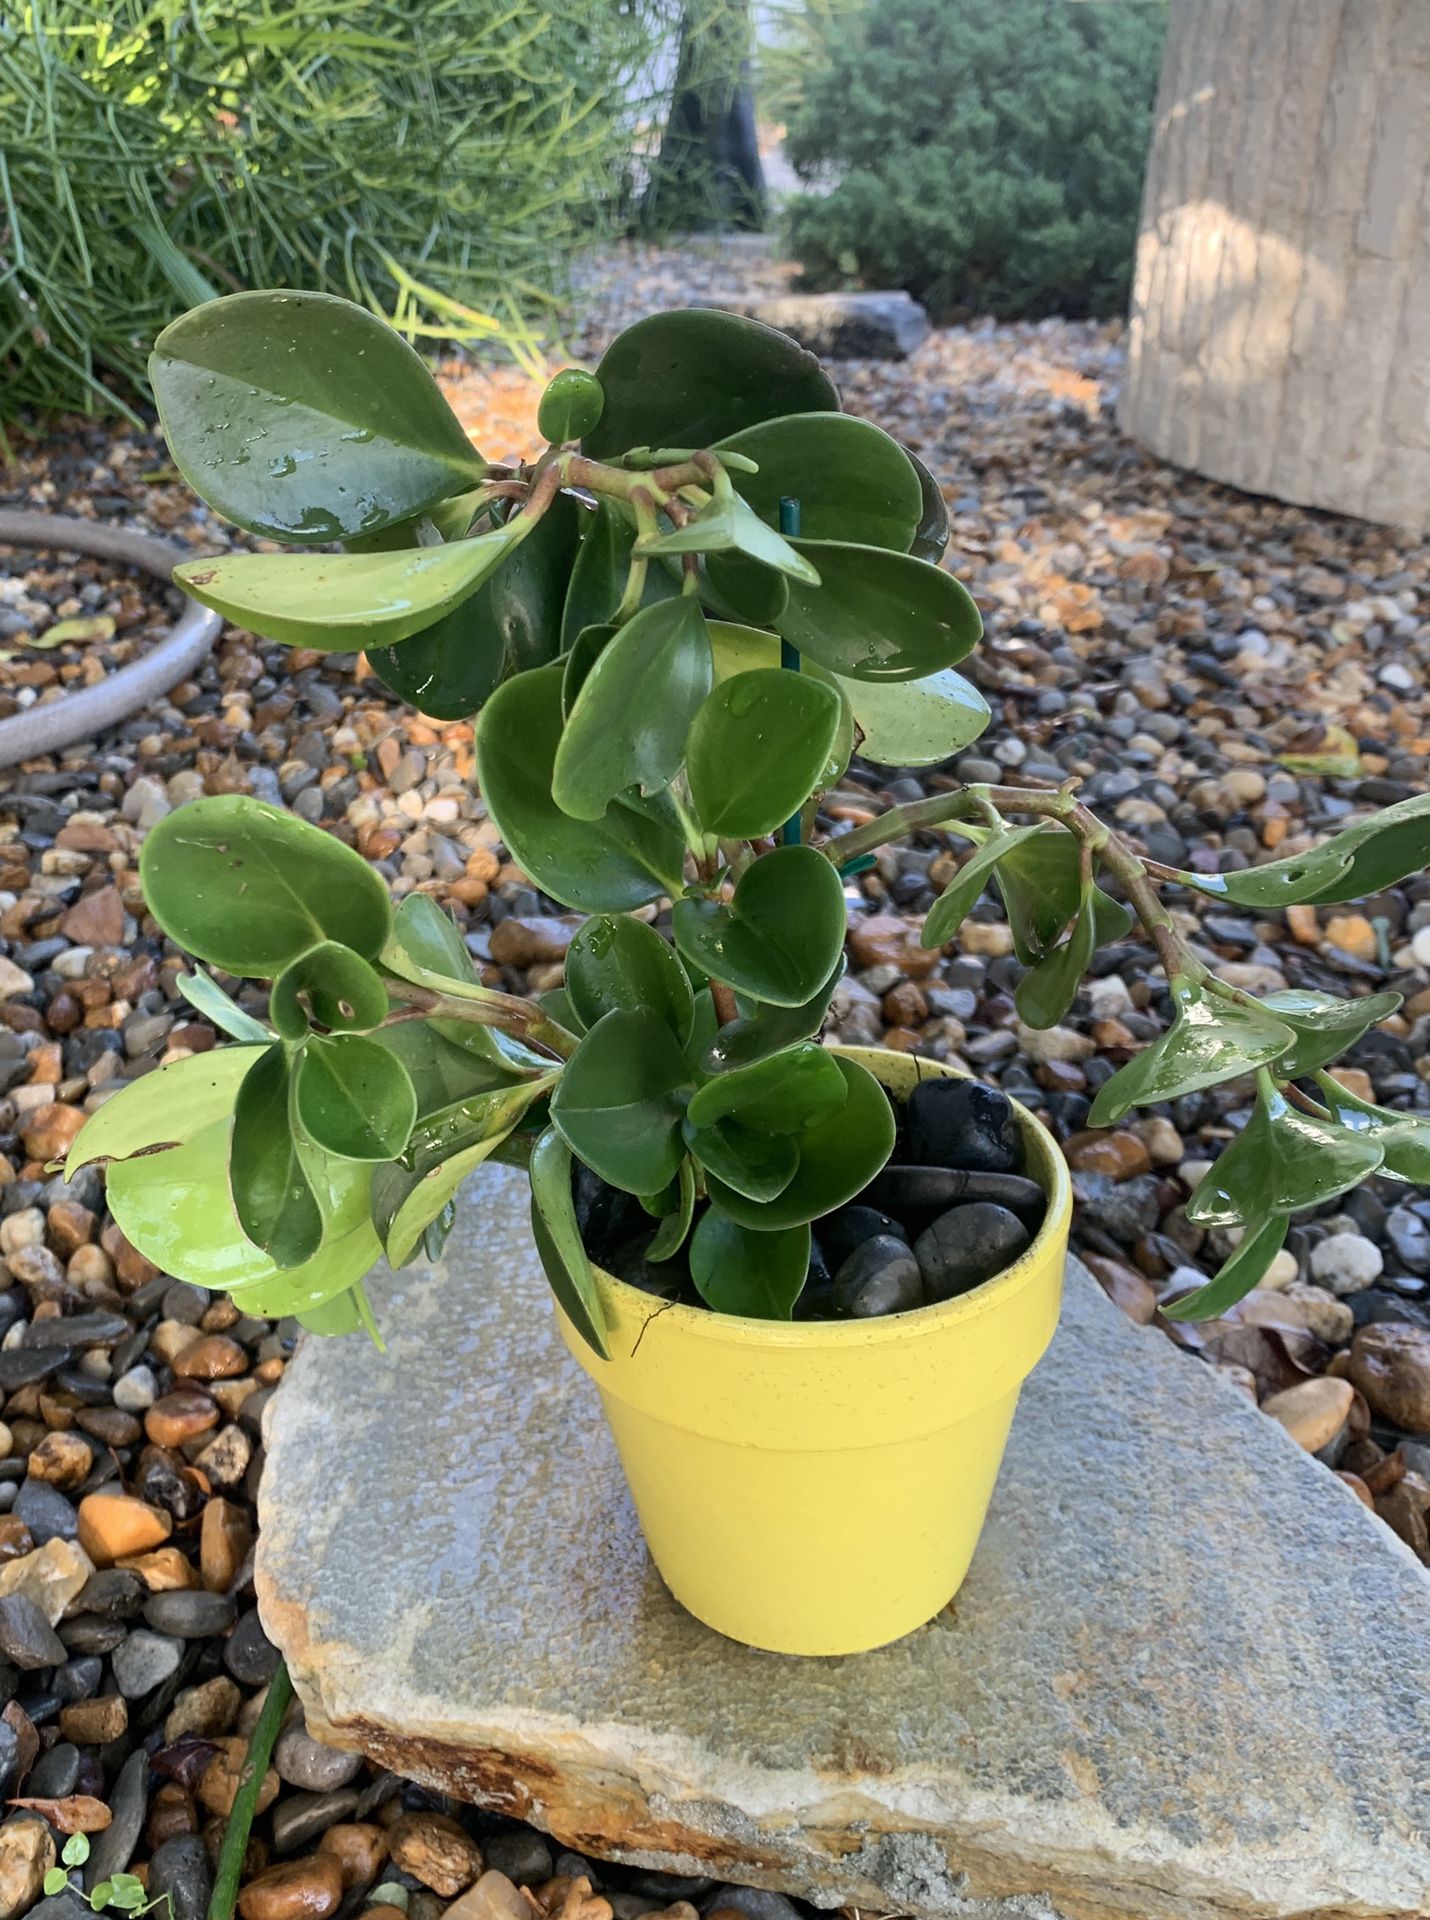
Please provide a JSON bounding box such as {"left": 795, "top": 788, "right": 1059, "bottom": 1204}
{"left": 258, "top": 1164, "right": 1430, "bottom": 1920}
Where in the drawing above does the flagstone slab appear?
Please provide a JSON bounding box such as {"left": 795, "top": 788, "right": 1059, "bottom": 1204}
{"left": 257, "top": 1163, "right": 1430, "bottom": 1920}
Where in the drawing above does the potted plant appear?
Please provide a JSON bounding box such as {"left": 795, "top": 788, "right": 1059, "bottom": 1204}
{"left": 71, "top": 293, "right": 1430, "bottom": 1655}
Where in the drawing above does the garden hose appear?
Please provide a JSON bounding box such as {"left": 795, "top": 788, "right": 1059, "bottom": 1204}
{"left": 0, "top": 510, "right": 222, "bottom": 769}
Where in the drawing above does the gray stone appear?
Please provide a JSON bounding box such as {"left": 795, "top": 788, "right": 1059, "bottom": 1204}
{"left": 258, "top": 1164, "right": 1430, "bottom": 1920}
{"left": 147, "top": 1836, "right": 211, "bottom": 1920}
{"left": 84, "top": 1750, "right": 146, "bottom": 1889}
{"left": 480, "top": 1831, "right": 553, "bottom": 1887}
{"left": 274, "top": 1724, "right": 363, "bottom": 1793}
{"left": 831, "top": 1237, "right": 923, "bottom": 1317}
{"left": 727, "top": 292, "right": 930, "bottom": 361}
{"left": 0, "top": 1595, "right": 65, "bottom": 1670}
{"left": 269, "top": 1788, "right": 361, "bottom": 1852}
{"left": 111, "top": 1629, "right": 183, "bottom": 1698}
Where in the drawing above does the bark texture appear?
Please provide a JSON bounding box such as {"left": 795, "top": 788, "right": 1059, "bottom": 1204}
{"left": 1120, "top": 0, "right": 1430, "bottom": 531}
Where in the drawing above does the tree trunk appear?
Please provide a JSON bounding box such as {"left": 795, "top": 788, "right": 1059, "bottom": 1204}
{"left": 1119, "top": 0, "right": 1430, "bottom": 532}
{"left": 644, "top": 1, "right": 766, "bottom": 233}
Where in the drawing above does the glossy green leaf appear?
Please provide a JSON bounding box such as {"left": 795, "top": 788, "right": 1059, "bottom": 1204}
{"left": 993, "top": 828, "right": 1085, "bottom": 964}
{"left": 175, "top": 527, "right": 519, "bottom": 653}
{"left": 385, "top": 891, "right": 478, "bottom": 984}
{"left": 230, "top": 1046, "right": 322, "bottom": 1266}
{"left": 297, "top": 1288, "right": 369, "bottom": 1338}
{"left": 150, "top": 290, "right": 485, "bottom": 544}
{"left": 684, "top": 1117, "right": 799, "bottom": 1201}
{"left": 107, "top": 1117, "right": 378, "bottom": 1305}
{"left": 294, "top": 1034, "right": 417, "bottom": 1161}
{"left": 1087, "top": 981, "right": 1297, "bottom": 1128}
{"left": 66, "top": 1045, "right": 264, "bottom": 1177}
{"left": 271, "top": 942, "right": 389, "bottom": 1040}
{"left": 686, "top": 1041, "right": 847, "bottom": 1133}
{"left": 1015, "top": 880, "right": 1096, "bottom": 1029}
{"left": 690, "top": 1207, "right": 810, "bottom": 1320}
{"left": 776, "top": 540, "right": 981, "bottom": 682}
{"left": 1302, "top": 793, "right": 1430, "bottom": 903}
{"left": 1258, "top": 988, "right": 1403, "bottom": 1078}
{"left": 566, "top": 914, "right": 694, "bottom": 1043}
{"left": 176, "top": 969, "right": 272, "bottom": 1044}
{"left": 1160, "top": 1217, "right": 1290, "bottom": 1322}
{"left": 538, "top": 367, "right": 605, "bottom": 443}
{"left": 549, "top": 1008, "right": 691, "bottom": 1195}
{"left": 700, "top": 960, "right": 844, "bottom": 1073}
{"left": 906, "top": 447, "right": 951, "bottom": 564}
{"left": 637, "top": 489, "right": 819, "bottom": 584}
{"left": 647, "top": 1158, "right": 696, "bottom": 1263}
{"left": 817, "top": 664, "right": 990, "bottom": 768}
{"left": 476, "top": 663, "right": 686, "bottom": 911}
{"left": 529, "top": 1128, "right": 610, "bottom": 1358}
{"left": 705, "top": 550, "right": 790, "bottom": 627}
{"left": 562, "top": 623, "right": 617, "bottom": 715}
{"left": 141, "top": 795, "right": 392, "bottom": 975}
{"left": 673, "top": 845, "right": 846, "bottom": 1007}
{"left": 582, "top": 308, "right": 839, "bottom": 459}
{"left": 686, "top": 670, "right": 842, "bottom": 838}
{"left": 921, "top": 824, "right": 1044, "bottom": 949}
{"left": 368, "top": 491, "right": 582, "bottom": 719}
{"left": 373, "top": 1075, "right": 553, "bottom": 1267}
{"left": 1185, "top": 1079, "right": 1385, "bottom": 1228}
{"left": 705, "top": 1054, "right": 895, "bottom": 1229}
{"left": 343, "top": 487, "right": 486, "bottom": 553}
{"left": 369, "top": 1019, "right": 514, "bottom": 1113}
{"left": 713, "top": 413, "right": 922, "bottom": 551}
{"left": 561, "top": 503, "right": 633, "bottom": 647}
{"left": 552, "top": 598, "right": 713, "bottom": 820}
{"left": 1314, "top": 1077, "right": 1430, "bottom": 1183}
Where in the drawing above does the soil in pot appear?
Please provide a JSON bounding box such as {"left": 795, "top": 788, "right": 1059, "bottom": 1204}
{"left": 574, "top": 1074, "right": 1050, "bottom": 1321}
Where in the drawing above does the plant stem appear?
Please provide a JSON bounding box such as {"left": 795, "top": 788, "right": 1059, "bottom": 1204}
{"left": 383, "top": 978, "right": 579, "bottom": 1060}
{"left": 208, "top": 1661, "right": 292, "bottom": 1920}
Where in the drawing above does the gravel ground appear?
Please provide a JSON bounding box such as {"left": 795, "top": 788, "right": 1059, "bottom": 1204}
{"left": 0, "top": 237, "right": 1427, "bottom": 1916}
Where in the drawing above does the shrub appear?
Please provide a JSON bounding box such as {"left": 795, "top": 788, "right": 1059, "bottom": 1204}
{"left": 0, "top": 0, "right": 657, "bottom": 423}
{"left": 783, "top": 0, "right": 1167, "bottom": 321}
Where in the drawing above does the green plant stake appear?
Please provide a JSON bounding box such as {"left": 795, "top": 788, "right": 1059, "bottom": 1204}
{"left": 208, "top": 1662, "right": 293, "bottom": 1920}
{"left": 67, "top": 291, "right": 1430, "bottom": 1351}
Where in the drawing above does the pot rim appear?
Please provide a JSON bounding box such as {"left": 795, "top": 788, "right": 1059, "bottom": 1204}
{"left": 587, "top": 1045, "right": 1072, "bottom": 1350}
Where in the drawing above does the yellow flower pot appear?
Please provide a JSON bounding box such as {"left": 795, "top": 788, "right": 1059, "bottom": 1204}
{"left": 554, "top": 1047, "right": 1072, "bottom": 1655}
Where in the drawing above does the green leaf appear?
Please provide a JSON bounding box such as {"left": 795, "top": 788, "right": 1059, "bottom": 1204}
{"left": 921, "top": 824, "right": 1044, "bottom": 949}
{"left": 686, "top": 1041, "right": 847, "bottom": 1133}
{"left": 562, "top": 623, "right": 617, "bottom": 715}
{"left": 343, "top": 488, "right": 486, "bottom": 553}
{"left": 538, "top": 367, "right": 605, "bottom": 443}
{"left": 776, "top": 540, "right": 981, "bottom": 682}
{"left": 177, "top": 969, "right": 272, "bottom": 1043}
{"left": 66, "top": 1045, "right": 264, "bottom": 1177}
{"left": 44, "top": 1873, "right": 68, "bottom": 1898}
{"left": 673, "top": 845, "right": 846, "bottom": 1007}
{"left": 993, "top": 827, "right": 1085, "bottom": 964}
{"left": 714, "top": 412, "right": 923, "bottom": 551}
{"left": 690, "top": 1207, "right": 810, "bottom": 1319}
{"left": 705, "top": 550, "right": 789, "bottom": 627}
{"left": 637, "top": 489, "right": 820, "bottom": 584}
{"left": 1258, "top": 989, "right": 1402, "bottom": 1078}
{"left": 549, "top": 1008, "right": 691, "bottom": 1195}
{"left": 141, "top": 795, "right": 392, "bottom": 975}
{"left": 175, "top": 527, "right": 520, "bottom": 653}
{"left": 813, "top": 665, "right": 990, "bottom": 768}
{"left": 906, "top": 447, "right": 950, "bottom": 564}
{"left": 150, "top": 290, "right": 485, "bottom": 544}
{"left": 476, "top": 663, "right": 686, "bottom": 911}
{"left": 1015, "top": 880, "right": 1096, "bottom": 1029}
{"left": 1160, "top": 1217, "right": 1290, "bottom": 1323}
{"left": 552, "top": 598, "right": 713, "bottom": 820}
{"left": 704, "top": 1054, "right": 895, "bottom": 1229}
{"left": 647, "top": 1158, "right": 696, "bottom": 1263}
{"left": 582, "top": 308, "right": 840, "bottom": 459}
{"left": 684, "top": 1117, "right": 799, "bottom": 1201}
{"left": 298, "top": 1286, "right": 369, "bottom": 1338}
{"left": 701, "top": 960, "right": 844, "bottom": 1073}
{"left": 62, "top": 1838, "right": 90, "bottom": 1870}
{"left": 372, "top": 1075, "right": 553, "bottom": 1267}
{"left": 1185, "top": 1078, "right": 1385, "bottom": 1227}
{"left": 1179, "top": 793, "right": 1430, "bottom": 909}
{"left": 294, "top": 1034, "right": 417, "bottom": 1161}
{"left": 529, "top": 1128, "right": 610, "bottom": 1359}
{"left": 562, "top": 503, "right": 634, "bottom": 647}
{"left": 91, "top": 1882, "right": 112, "bottom": 1911}
{"left": 107, "top": 1119, "right": 378, "bottom": 1309}
{"left": 369, "top": 1020, "right": 514, "bottom": 1112}
{"left": 565, "top": 915, "right": 694, "bottom": 1043}
{"left": 271, "top": 942, "right": 389, "bottom": 1040}
{"left": 385, "top": 892, "right": 478, "bottom": 984}
{"left": 1087, "top": 981, "right": 1297, "bottom": 1128}
{"left": 108, "top": 1877, "right": 146, "bottom": 1911}
{"left": 1313, "top": 1077, "right": 1430, "bottom": 1183}
{"left": 370, "top": 491, "right": 582, "bottom": 718}
{"left": 230, "top": 1046, "right": 322, "bottom": 1266}
{"left": 687, "top": 670, "right": 842, "bottom": 838}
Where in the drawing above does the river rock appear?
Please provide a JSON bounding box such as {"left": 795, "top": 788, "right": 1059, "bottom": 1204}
{"left": 258, "top": 1164, "right": 1430, "bottom": 1920}
{"left": 732, "top": 291, "right": 930, "bottom": 360}
{"left": 1350, "top": 1323, "right": 1430, "bottom": 1433}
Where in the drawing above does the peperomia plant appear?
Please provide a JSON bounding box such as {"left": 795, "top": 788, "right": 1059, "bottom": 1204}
{"left": 70, "top": 292, "right": 1430, "bottom": 1350}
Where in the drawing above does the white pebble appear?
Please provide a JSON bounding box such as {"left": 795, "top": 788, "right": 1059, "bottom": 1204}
{"left": 113, "top": 1364, "right": 158, "bottom": 1412}
{"left": 1411, "top": 925, "right": 1430, "bottom": 969}
{"left": 1308, "top": 1232, "right": 1383, "bottom": 1296}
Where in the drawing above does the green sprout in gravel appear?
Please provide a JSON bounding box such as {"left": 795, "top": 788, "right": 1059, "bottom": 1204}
{"left": 69, "top": 291, "right": 1430, "bottom": 1346}
{"left": 44, "top": 1834, "right": 170, "bottom": 1917}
